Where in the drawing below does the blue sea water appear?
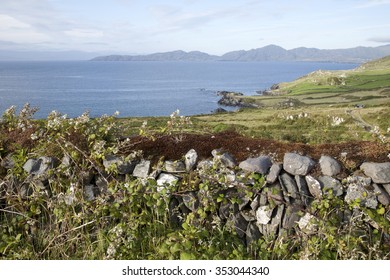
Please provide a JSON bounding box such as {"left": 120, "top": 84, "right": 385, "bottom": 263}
{"left": 0, "top": 61, "right": 358, "bottom": 118}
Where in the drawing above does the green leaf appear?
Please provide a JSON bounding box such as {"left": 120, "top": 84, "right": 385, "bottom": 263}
{"left": 180, "top": 252, "right": 196, "bottom": 260}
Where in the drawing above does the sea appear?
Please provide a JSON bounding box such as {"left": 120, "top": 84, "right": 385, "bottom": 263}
{"left": 0, "top": 60, "right": 358, "bottom": 119}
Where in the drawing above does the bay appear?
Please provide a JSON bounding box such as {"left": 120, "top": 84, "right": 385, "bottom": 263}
{"left": 0, "top": 61, "right": 357, "bottom": 119}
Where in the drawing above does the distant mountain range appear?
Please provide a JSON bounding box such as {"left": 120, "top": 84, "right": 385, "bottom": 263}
{"left": 91, "top": 44, "right": 390, "bottom": 63}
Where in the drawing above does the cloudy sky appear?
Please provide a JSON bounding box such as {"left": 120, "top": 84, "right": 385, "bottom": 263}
{"left": 1, "top": 0, "right": 390, "bottom": 55}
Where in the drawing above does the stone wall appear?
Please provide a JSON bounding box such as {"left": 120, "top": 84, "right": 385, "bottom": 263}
{"left": 15, "top": 148, "right": 390, "bottom": 245}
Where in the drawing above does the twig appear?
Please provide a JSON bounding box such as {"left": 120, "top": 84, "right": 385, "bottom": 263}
{"left": 40, "top": 219, "right": 96, "bottom": 256}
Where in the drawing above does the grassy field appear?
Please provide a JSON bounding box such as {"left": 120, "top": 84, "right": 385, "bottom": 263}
{"left": 116, "top": 56, "right": 390, "bottom": 145}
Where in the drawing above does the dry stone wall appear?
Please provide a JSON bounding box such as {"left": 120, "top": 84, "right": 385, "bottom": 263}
{"left": 12, "top": 148, "right": 390, "bottom": 246}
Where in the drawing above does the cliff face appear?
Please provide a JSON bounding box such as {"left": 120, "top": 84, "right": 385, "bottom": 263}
{"left": 91, "top": 44, "right": 390, "bottom": 63}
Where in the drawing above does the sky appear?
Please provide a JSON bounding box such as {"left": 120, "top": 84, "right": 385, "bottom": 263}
{"left": 1, "top": 0, "right": 390, "bottom": 56}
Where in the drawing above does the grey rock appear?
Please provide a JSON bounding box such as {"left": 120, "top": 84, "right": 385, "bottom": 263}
{"left": 318, "top": 176, "right": 344, "bottom": 196}
{"left": 133, "top": 160, "right": 151, "bottom": 178}
{"left": 156, "top": 173, "right": 179, "bottom": 187}
{"left": 197, "top": 159, "right": 213, "bottom": 170}
{"left": 240, "top": 209, "right": 257, "bottom": 222}
{"left": 233, "top": 213, "right": 249, "bottom": 238}
{"left": 84, "top": 184, "right": 97, "bottom": 201}
{"left": 212, "top": 149, "right": 236, "bottom": 168}
{"left": 373, "top": 184, "right": 390, "bottom": 206}
{"left": 256, "top": 205, "right": 274, "bottom": 225}
{"left": 383, "top": 184, "right": 390, "bottom": 197}
{"left": 250, "top": 195, "right": 260, "bottom": 210}
{"left": 305, "top": 175, "right": 322, "bottom": 199}
{"left": 319, "top": 155, "right": 342, "bottom": 176}
{"left": 168, "top": 197, "right": 182, "bottom": 227}
{"left": 23, "top": 156, "right": 58, "bottom": 176}
{"left": 95, "top": 176, "right": 108, "bottom": 193}
{"left": 182, "top": 191, "right": 199, "bottom": 212}
{"left": 1, "top": 154, "right": 15, "bottom": 169}
{"left": 103, "top": 155, "right": 136, "bottom": 174}
{"left": 219, "top": 190, "right": 239, "bottom": 219}
{"left": 345, "top": 176, "right": 378, "bottom": 209}
{"left": 282, "top": 205, "right": 301, "bottom": 229}
{"left": 80, "top": 170, "right": 95, "bottom": 185}
{"left": 266, "top": 163, "right": 282, "bottom": 184}
{"left": 265, "top": 204, "right": 285, "bottom": 237}
{"left": 185, "top": 149, "right": 198, "bottom": 171}
{"left": 19, "top": 184, "right": 33, "bottom": 198}
{"left": 246, "top": 222, "right": 262, "bottom": 245}
{"left": 283, "top": 153, "right": 315, "bottom": 176}
{"left": 298, "top": 213, "right": 318, "bottom": 234}
{"left": 266, "top": 182, "right": 284, "bottom": 205}
{"left": 295, "top": 175, "right": 312, "bottom": 206}
{"left": 279, "top": 173, "right": 299, "bottom": 200}
{"left": 360, "top": 162, "right": 390, "bottom": 184}
{"left": 164, "top": 160, "right": 186, "bottom": 173}
{"left": 239, "top": 156, "right": 272, "bottom": 175}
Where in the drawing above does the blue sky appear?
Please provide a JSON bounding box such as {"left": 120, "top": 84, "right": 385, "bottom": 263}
{"left": 1, "top": 0, "right": 390, "bottom": 55}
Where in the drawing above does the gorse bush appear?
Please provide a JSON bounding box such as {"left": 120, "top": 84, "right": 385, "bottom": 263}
{"left": 0, "top": 104, "right": 389, "bottom": 260}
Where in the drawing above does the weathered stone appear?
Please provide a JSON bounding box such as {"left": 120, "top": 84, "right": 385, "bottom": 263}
{"left": 103, "top": 155, "right": 136, "bottom": 174}
{"left": 233, "top": 213, "right": 248, "bottom": 238}
{"left": 298, "top": 213, "right": 318, "bottom": 234}
{"left": 264, "top": 204, "right": 285, "bottom": 237}
{"left": 295, "top": 175, "right": 312, "bottom": 206}
{"left": 360, "top": 162, "right": 390, "bottom": 184}
{"left": 383, "top": 184, "right": 390, "bottom": 197}
{"left": 250, "top": 195, "right": 260, "bottom": 210}
{"left": 318, "top": 176, "right": 343, "bottom": 196}
{"left": 95, "top": 176, "right": 108, "bottom": 193}
{"left": 256, "top": 205, "right": 273, "bottom": 225}
{"left": 23, "top": 156, "right": 58, "bottom": 176}
{"left": 266, "top": 182, "right": 284, "bottom": 205}
{"left": 84, "top": 184, "right": 97, "bottom": 201}
{"left": 182, "top": 191, "right": 199, "bottom": 212}
{"left": 184, "top": 149, "right": 198, "bottom": 171}
{"left": 164, "top": 160, "right": 186, "bottom": 173}
{"left": 157, "top": 173, "right": 178, "bottom": 186}
{"left": 219, "top": 190, "right": 239, "bottom": 219}
{"left": 373, "top": 184, "right": 390, "bottom": 206}
{"left": 239, "top": 156, "right": 272, "bottom": 175}
{"left": 212, "top": 149, "right": 236, "bottom": 168}
{"left": 246, "top": 222, "right": 262, "bottom": 245}
{"left": 345, "top": 176, "right": 378, "bottom": 209}
{"left": 1, "top": 154, "right": 15, "bottom": 169}
{"left": 168, "top": 197, "right": 182, "bottom": 227}
{"left": 80, "top": 170, "right": 95, "bottom": 185}
{"left": 319, "top": 155, "right": 342, "bottom": 176}
{"left": 197, "top": 160, "right": 213, "bottom": 170}
{"left": 279, "top": 173, "right": 299, "bottom": 200}
{"left": 282, "top": 205, "right": 301, "bottom": 229}
{"left": 240, "top": 209, "right": 257, "bottom": 222}
{"left": 305, "top": 175, "right": 322, "bottom": 199}
{"left": 283, "top": 153, "right": 315, "bottom": 176}
{"left": 266, "top": 163, "right": 282, "bottom": 184}
{"left": 133, "top": 160, "right": 151, "bottom": 178}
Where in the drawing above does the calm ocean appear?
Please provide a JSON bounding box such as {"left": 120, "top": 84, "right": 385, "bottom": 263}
{"left": 0, "top": 61, "right": 357, "bottom": 118}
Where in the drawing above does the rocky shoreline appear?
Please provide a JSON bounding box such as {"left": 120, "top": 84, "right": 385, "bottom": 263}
{"left": 217, "top": 91, "right": 259, "bottom": 108}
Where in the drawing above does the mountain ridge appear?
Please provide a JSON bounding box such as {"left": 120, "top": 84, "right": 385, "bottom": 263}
{"left": 91, "top": 44, "right": 390, "bottom": 63}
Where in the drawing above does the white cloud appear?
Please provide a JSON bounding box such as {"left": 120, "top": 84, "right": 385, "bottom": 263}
{"left": 64, "top": 29, "right": 104, "bottom": 39}
{"left": 368, "top": 36, "right": 390, "bottom": 43}
{"left": 355, "top": 0, "right": 390, "bottom": 8}
{"left": 0, "top": 14, "right": 31, "bottom": 29}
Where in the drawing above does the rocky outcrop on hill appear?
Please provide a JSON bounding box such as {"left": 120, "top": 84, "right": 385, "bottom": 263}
{"left": 8, "top": 146, "right": 390, "bottom": 246}
{"left": 217, "top": 91, "right": 259, "bottom": 108}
